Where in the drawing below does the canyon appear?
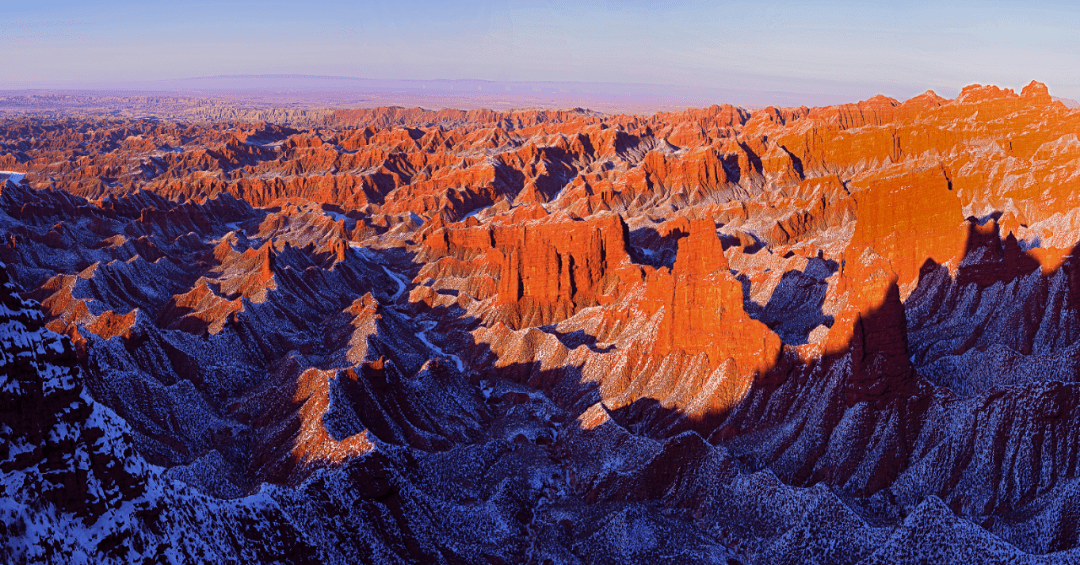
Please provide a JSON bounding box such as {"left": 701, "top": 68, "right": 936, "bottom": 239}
{"left": 3, "top": 81, "right": 1080, "bottom": 563}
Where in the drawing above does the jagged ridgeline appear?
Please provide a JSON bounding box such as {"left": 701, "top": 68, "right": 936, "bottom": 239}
{"left": 4, "top": 82, "right": 1080, "bottom": 564}
{"left": 0, "top": 261, "right": 324, "bottom": 563}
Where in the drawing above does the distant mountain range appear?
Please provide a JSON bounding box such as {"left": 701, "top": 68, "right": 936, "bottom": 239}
{"left": 1053, "top": 96, "right": 1080, "bottom": 108}
{"left": 1, "top": 74, "right": 880, "bottom": 112}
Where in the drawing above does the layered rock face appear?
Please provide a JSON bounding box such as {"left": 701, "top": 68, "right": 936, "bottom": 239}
{"left": 5, "top": 82, "right": 1080, "bottom": 563}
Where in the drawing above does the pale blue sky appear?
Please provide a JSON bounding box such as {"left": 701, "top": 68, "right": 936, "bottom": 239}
{"left": 3, "top": 1, "right": 1079, "bottom": 101}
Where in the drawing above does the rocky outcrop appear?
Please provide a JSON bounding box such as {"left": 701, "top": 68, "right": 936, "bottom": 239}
{"left": 644, "top": 217, "right": 780, "bottom": 376}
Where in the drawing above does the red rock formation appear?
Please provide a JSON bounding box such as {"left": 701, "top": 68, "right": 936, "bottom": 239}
{"left": 493, "top": 212, "right": 636, "bottom": 327}
{"left": 422, "top": 210, "right": 641, "bottom": 328}
{"left": 825, "top": 247, "right": 917, "bottom": 404}
{"left": 644, "top": 218, "right": 781, "bottom": 377}
{"left": 846, "top": 165, "right": 967, "bottom": 289}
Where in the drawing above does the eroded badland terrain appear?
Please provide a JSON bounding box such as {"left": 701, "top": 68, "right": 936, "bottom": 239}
{"left": 5, "top": 82, "right": 1080, "bottom": 564}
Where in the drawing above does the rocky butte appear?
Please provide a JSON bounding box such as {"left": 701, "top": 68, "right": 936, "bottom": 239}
{"left": 4, "top": 81, "right": 1080, "bottom": 563}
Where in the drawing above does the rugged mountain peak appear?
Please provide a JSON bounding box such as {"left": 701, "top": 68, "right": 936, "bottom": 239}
{"left": 1021, "top": 80, "right": 1052, "bottom": 103}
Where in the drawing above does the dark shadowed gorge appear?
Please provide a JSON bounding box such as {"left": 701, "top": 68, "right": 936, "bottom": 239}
{"left": 6, "top": 82, "right": 1080, "bottom": 563}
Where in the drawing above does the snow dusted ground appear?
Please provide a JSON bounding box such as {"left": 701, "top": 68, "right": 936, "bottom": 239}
{"left": 0, "top": 260, "right": 318, "bottom": 564}
{"left": 5, "top": 174, "right": 1080, "bottom": 562}
{"left": 0, "top": 171, "right": 25, "bottom": 184}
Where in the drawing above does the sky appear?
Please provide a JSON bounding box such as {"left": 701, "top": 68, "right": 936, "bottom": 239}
{"left": 2, "top": 0, "right": 1079, "bottom": 102}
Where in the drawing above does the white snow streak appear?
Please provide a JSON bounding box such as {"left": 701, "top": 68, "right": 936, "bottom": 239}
{"left": 381, "top": 266, "right": 407, "bottom": 301}
{"left": 417, "top": 320, "right": 464, "bottom": 373}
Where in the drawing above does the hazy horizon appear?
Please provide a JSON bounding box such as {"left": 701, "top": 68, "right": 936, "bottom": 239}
{"left": 4, "top": 74, "right": 1077, "bottom": 116}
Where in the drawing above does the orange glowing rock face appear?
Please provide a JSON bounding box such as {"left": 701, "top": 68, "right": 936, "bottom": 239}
{"left": 644, "top": 218, "right": 780, "bottom": 376}
{"left": 9, "top": 82, "right": 1080, "bottom": 560}
{"left": 847, "top": 164, "right": 968, "bottom": 291}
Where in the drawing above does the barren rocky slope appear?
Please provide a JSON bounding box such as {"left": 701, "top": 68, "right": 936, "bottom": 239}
{"left": 4, "top": 81, "right": 1080, "bottom": 563}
